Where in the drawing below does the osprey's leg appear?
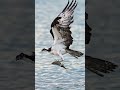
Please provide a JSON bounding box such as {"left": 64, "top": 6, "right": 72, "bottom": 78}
{"left": 58, "top": 52, "right": 64, "bottom": 62}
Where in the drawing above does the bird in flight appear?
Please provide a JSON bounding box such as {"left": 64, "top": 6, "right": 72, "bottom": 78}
{"left": 15, "top": 1, "right": 118, "bottom": 77}
{"left": 42, "top": 0, "right": 83, "bottom": 61}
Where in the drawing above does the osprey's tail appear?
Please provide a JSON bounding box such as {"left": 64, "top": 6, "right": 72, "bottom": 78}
{"left": 86, "top": 56, "right": 118, "bottom": 77}
{"left": 66, "top": 49, "right": 83, "bottom": 58}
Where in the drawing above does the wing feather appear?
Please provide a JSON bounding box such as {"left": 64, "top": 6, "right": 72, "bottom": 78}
{"left": 50, "top": 0, "right": 77, "bottom": 48}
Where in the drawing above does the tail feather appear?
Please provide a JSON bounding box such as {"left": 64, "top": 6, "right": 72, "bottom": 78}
{"left": 66, "top": 49, "right": 83, "bottom": 58}
{"left": 86, "top": 56, "right": 118, "bottom": 77}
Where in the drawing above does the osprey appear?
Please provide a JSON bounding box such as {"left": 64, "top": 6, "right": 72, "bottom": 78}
{"left": 15, "top": 1, "right": 118, "bottom": 77}
{"left": 42, "top": 0, "right": 83, "bottom": 61}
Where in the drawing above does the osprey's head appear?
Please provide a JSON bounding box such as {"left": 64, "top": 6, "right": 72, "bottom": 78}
{"left": 41, "top": 47, "right": 51, "bottom": 52}
{"left": 16, "top": 53, "right": 25, "bottom": 61}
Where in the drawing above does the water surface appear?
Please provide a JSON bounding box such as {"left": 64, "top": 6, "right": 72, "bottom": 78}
{"left": 35, "top": 0, "right": 85, "bottom": 90}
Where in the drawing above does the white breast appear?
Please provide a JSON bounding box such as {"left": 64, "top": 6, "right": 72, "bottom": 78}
{"left": 51, "top": 50, "right": 59, "bottom": 55}
{"left": 51, "top": 44, "right": 66, "bottom": 55}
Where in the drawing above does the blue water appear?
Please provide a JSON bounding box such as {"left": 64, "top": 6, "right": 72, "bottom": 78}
{"left": 35, "top": 0, "right": 85, "bottom": 90}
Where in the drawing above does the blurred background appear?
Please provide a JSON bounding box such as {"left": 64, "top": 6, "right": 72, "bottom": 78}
{"left": 86, "top": 0, "right": 120, "bottom": 90}
{"left": 0, "top": 0, "right": 35, "bottom": 90}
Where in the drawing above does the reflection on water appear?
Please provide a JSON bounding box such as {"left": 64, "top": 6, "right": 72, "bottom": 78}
{"left": 35, "top": 0, "right": 85, "bottom": 90}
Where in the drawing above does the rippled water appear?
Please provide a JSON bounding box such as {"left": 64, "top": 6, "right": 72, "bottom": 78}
{"left": 35, "top": 0, "right": 85, "bottom": 90}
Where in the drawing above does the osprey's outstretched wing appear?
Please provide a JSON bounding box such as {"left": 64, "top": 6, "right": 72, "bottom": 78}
{"left": 50, "top": 0, "right": 78, "bottom": 48}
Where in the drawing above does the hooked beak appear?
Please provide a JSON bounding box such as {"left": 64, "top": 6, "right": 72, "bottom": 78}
{"left": 41, "top": 48, "right": 47, "bottom": 51}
